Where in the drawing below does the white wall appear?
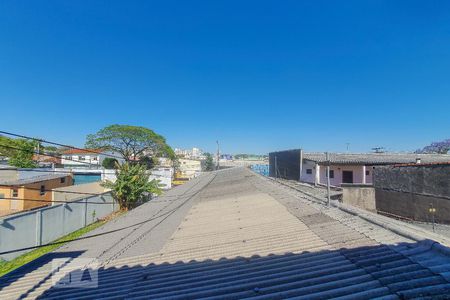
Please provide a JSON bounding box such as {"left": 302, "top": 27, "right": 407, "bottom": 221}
{"left": 178, "top": 159, "right": 202, "bottom": 178}
{"left": 101, "top": 167, "right": 173, "bottom": 190}
{"left": 150, "top": 167, "right": 174, "bottom": 189}
{"left": 61, "top": 151, "right": 125, "bottom": 168}
{"left": 300, "top": 160, "right": 374, "bottom": 186}
{"left": 300, "top": 160, "right": 316, "bottom": 183}
{"left": 61, "top": 154, "right": 101, "bottom": 167}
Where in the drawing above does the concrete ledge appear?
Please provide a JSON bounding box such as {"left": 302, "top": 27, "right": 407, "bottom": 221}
{"left": 341, "top": 183, "right": 373, "bottom": 188}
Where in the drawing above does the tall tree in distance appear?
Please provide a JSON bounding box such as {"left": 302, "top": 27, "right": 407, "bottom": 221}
{"left": 86, "top": 125, "right": 175, "bottom": 163}
{"left": 416, "top": 139, "right": 450, "bottom": 154}
{"left": 0, "top": 136, "right": 38, "bottom": 168}
{"left": 203, "top": 152, "right": 214, "bottom": 171}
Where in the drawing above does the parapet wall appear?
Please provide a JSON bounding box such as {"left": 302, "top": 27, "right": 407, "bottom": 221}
{"left": 373, "top": 165, "right": 450, "bottom": 223}
{"left": 374, "top": 164, "right": 450, "bottom": 197}
{"left": 341, "top": 184, "right": 376, "bottom": 212}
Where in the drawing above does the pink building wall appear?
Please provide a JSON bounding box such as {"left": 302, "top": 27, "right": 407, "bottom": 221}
{"left": 300, "top": 160, "right": 373, "bottom": 186}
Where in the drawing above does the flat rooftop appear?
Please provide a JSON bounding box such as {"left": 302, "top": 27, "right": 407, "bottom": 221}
{"left": 1, "top": 168, "right": 450, "bottom": 299}
{"left": 0, "top": 173, "right": 68, "bottom": 186}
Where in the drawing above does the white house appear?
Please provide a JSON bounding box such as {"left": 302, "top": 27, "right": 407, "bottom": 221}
{"left": 269, "top": 150, "right": 450, "bottom": 186}
{"left": 101, "top": 167, "right": 173, "bottom": 190}
{"left": 61, "top": 149, "right": 124, "bottom": 169}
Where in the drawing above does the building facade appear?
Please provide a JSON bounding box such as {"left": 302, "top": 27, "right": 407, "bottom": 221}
{"left": 177, "top": 158, "right": 202, "bottom": 179}
{"left": 269, "top": 149, "right": 450, "bottom": 187}
{"left": 0, "top": 172, "right": 73, "bottom": 215}
{"left": 61, "top": 149, "right": 124, "bottom": 169}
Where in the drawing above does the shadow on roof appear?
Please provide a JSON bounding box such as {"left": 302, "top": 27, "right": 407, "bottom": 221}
{"left": 0, "top": 251, "right": 85, "bottom": 299}
{"left": 18, "top": 242, "right": 450, "bottom": 299}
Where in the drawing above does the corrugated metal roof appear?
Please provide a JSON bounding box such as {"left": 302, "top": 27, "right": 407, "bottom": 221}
{"left": 393, "top": 161, "right": 450, "bottom": 167}
{"left": 0, "top": 173, "right": 69, "bottom": 186}
{"left": 1, "top": 168, "right": 450, "bottom": 299}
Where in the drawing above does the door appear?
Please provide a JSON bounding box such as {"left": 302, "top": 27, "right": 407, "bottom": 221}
{"left": 342, "top": 171, "right": 353, "bottom": 184}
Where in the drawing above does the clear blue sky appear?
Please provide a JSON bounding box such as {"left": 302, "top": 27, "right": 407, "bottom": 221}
{"left": 1, "top": 1, "right": 450, "bottom": 154}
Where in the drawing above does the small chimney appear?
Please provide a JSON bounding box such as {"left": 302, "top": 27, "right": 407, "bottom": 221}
{"left": 416, "top": 158, "right": 421, "bottom": 164}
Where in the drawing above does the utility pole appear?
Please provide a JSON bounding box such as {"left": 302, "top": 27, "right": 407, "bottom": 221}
{"left": 216, "top": 140, "right": 220, "bottom": 170}
{"left": 326, "top": 152, "right": 331, "bottom": 207}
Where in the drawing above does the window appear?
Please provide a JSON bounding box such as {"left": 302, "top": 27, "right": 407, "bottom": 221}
{"left": 92, "top": 156, "right": 98, "bottom": 161}
{"left": 78, "top": 156, "right": 85, "bottom": 161}
{"left": 0, "top": 193, "right": 4, "bottom": 199}
{"left": 40, "top": 185, "right": 45, "bottom": 196}
{"left": 325, "top": 170, "right": 334, "bottom": 178}
{"left": 60, "top": 177, "right": 66, "bottom": 184}
{"left": 12, "top": 189, "right": 18, "bottom": 197}
{"left": 366, "top": 170, "right": 370, "bottom": 176}
{"left": 306, "top": 169, "right": 312, "bottom": 174}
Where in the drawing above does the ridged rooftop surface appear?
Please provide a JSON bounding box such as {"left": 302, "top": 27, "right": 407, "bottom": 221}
{"left": 1, "top": 168, "right": 450, "bottom": 299}
{"left": 270, "top": 150, "right": 450, "bottom": 165}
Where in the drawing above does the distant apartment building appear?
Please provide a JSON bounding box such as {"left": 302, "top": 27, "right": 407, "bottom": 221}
{"left": 0, "top": 167, "right": 73, "bottom": 216}
{"left": 61, "top": 149, "right": 124, "bottom": 169}
{"left": 175, "top": 147, "right": 204, "bottom": 159}
{"left": 177, "top": 158, "right": 202, "bottom": 179}
{"left": 269, "top": 149, "right": 450, "bottom": 186}
{"left": 219, "top": 154, "right": 233, "bottom": 161}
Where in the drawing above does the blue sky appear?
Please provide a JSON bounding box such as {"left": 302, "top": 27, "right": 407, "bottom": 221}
{"left": 1, "top": 1, "right": 450, "bottom": 154}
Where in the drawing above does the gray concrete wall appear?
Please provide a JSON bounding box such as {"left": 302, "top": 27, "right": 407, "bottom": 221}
{"left": 374, "top": 165, "right": 450, "bottom": 197}
{"left": 269, "top": 150, "right": 301, "bottom": 180}
{"left": 0, "top": 192, "right": 117, "bottom": 261}
{"left": 342, "top": 185, "right": 376, "bottom": 212}
{"left": 374, "top": 165, "right": 450, "bottom": 223}
{"left": 375, "top": 188, "right": 450, "bottom": 223}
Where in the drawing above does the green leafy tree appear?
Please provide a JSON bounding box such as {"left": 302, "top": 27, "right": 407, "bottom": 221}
{"left": 86, "top": 124, "right": 175, "bottom": 162}
{"left": 102, "top": 157, "right": 119, "bottom": 169}
{"left": 138, "top": 155, "right": 158, "bottom": 170}
{"left": 102, "top": 162, "right": 162, "bottom": 210}
{"left": 203, "top": 153, "right": 214, "bottom": 171}
{"left": 43, "top": 145, "right": 61, "bottom": 155}
{"left": 0, "top": 136, "right": 38, "bottom": 168}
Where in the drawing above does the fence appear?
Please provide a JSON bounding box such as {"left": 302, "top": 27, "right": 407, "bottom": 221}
{"left": 0, "top": 192, "right": 117, "bottom": 261}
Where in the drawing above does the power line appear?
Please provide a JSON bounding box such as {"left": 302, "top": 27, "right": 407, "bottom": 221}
{"left": 0, "top": 168, "right": 98, "bottom": 174}
{"left": 0, "top": 202, "right": 171, "bottom": 255}
{"left": 0, "top": 143, "right": 101, "bottom": 167}
{"left": 0, "top": 196, "right": 116, "bottom": 205}
{"left": 0, "top": 130, "right": 125, "bottom": 161}
{"left": 0, "top": 184, "right": 106, "bottom": 197}
{"left": 0, "top": 174, "right": 215, "bottom": 256}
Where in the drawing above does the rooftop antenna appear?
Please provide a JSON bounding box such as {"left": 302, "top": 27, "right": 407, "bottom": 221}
{"left": 346, "top": 143, "right": 350, "bottom": 152}
{"left": 372, "top": 147, "right": 385, "bottom": 153}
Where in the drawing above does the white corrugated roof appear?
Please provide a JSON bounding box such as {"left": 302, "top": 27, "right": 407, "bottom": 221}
{"left": 1, "top": 168, "right": 450, "bottom": 299}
